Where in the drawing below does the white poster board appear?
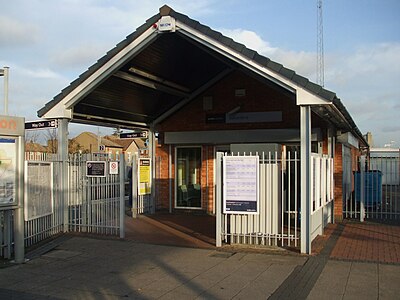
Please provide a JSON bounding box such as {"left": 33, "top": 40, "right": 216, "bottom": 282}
{"left": 223, "top": 156, "right": 259, "bottom": 214}
{"left": 24, "top": 161, "right": 53, "bottom": 220}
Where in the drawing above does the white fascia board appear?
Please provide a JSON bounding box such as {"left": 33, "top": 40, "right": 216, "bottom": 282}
{"left": 42, "top": 26, "right": 158, "bottom": 119}
{"left": 42, "top": 105, "right": 73, "bottom": 119}
{"left": 296, "top": 88, "right": 332, "bottom": 105}
{"left": 176, "top": 21, "right": 331, "bottom": 106}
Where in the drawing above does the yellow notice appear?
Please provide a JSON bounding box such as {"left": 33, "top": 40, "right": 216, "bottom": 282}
{"left": 138, "top": 158, "right": 151, "bottom": 195}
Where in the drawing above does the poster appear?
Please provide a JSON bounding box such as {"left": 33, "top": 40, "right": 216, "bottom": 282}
{"left": 138, "top": 158, "right": 151, "bottom": 195}
{"left": 25, "top": 162, "right": 53, "bottom": 220}
{"left": 0, "top": 138, "right": 17, "bottom": 206}
{"left": 223, "top": 156, "right": 259, "bottom": 214}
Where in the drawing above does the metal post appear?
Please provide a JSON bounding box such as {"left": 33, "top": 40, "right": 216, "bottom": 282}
{"left": 169, "top": 144, "right": 172, "bottom": 213}
{"left": 119, "top": 154, "right": 125, "bottom": 238}
{"left": 149, "top": 128, "right": 155, "bottom": 214}
{"left": 132, "top": 153, "right": 138, "bottom": 218}
{"left": 300, "top": 105, "right": 312, "bottom": 254}
{"left": 0, "top": 66, "right": 9, "bottom": 115}
{"left": 57, "top": 118, "right": 69, "bottom": 232}
{"left": 216, "top": 152, "right": 223, "bottom": 247}
{"left": 360, "top": 155, "right": 366, "bottom": 222}
{"left": 14, "top": 135, "right": 25, "bottom": 263}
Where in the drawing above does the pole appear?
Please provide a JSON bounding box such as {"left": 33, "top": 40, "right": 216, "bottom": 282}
{"left": 14, "top": 135, "right": 25, "bottom": 263}
{"left": 119, "top": 154, "right": 125, "bottom": 238}
{"left": 0, "top": 66, "right": 9, "bottom": 115}
{"left": 57, "top": 118, "right": 69, "bottom": 232}
{"left": 300, "top": 105, "right": 312, "bottom": 254}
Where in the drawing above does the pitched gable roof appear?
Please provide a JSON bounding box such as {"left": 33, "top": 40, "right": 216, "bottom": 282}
{"left": 38, "top": 5, "right": 366, "bottom": 145}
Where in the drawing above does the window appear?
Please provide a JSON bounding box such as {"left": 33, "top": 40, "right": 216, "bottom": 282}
{"left": 176, "top": 147, "right": 201, "bottom": 208}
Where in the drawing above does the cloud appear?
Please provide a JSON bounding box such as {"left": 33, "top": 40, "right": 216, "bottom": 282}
{"left": 213, "top": 28, "right": 400, "bottom": 146}
{"left": 219, "top": 28, "right": 316, "bottom": 78}
{"left": 50, "top": 44, "right": 110, "bottom": 70}
{"left": 0, "top": 15, "right": 40, "bottom": 47}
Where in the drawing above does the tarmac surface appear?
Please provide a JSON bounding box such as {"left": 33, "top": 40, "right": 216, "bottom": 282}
{"left": 0, "top": 214, "right": 399, "bottom": 299}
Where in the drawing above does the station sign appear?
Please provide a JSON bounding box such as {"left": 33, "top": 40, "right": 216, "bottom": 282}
{"left": 120, "top": 131, "right": 148, "bottom": 139}
{"left": 0, "top": 115, "right": 25, "bottom": 136}
{"left": 25, "top": 119, "right": 58, "bottom": 130}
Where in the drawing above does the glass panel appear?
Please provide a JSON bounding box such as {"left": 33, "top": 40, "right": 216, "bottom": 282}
{"left": 176, "top": 148, "right": 201, "bottom": 208}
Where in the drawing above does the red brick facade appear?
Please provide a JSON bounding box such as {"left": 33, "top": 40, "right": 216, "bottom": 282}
{"left": 154, "top": 70, "right": 363, "bottom": 217}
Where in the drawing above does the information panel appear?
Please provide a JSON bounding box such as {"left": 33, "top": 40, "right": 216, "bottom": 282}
{"left": 138, "top": 158, "right": 151, "bottom": 195}
{"left": 223, "top": 156, "right": 259, "bottom": 214}
{"left": 24, "top": 162, "right": 53, "bottom": 220}
{"left": 86, "top": 161, "right": 106, "bottom": 177}
{"left": 0, "top": 137, "right": 17, "bottom": 206}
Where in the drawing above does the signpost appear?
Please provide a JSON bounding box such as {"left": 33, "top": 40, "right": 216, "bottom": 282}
{"left": 25, "top": 119, "right": 58, "bottom": 130}
{"left": 120, "top": 131, "right": 148, "bottom": 139}
{"left": 0, "top": 115, "right": 25, "bottom": 263}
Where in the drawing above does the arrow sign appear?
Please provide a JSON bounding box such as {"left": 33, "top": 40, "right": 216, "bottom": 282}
{"left": 25, "top": 120, "right": 58, "bottom": 130}
{"left": 120, "top": 131, "right": 148, "bottom": 139}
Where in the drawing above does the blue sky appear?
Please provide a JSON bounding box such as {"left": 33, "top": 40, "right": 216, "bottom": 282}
{"left": 0, "top": 0, "right": 399, "bottom": 147}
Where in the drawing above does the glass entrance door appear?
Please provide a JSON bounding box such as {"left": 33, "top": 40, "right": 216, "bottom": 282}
{"left": 176, "top": 147, "right": 201, "bottom": 208}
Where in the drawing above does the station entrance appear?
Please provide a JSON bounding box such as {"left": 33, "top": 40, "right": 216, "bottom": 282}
{"left": 15, "top": 5, "right": 367, "bottom": 257}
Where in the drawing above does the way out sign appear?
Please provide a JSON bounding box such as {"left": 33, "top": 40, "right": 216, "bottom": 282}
{"left": 109, "top": 161, "right": 119, "bottom": 175}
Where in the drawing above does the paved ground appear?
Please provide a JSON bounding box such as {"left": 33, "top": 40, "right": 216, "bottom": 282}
{"left": 0, "top": 216, "right": 399, "bottom": 299}
{"left": 330, "top": 221, "right": 400, "bottom": 263}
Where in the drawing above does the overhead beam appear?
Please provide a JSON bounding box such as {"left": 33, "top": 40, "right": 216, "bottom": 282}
{"left": 128, "top": 67, "right": 190, "bottom": 93}
{"left": 78, "top": 102, "right": 149, "bottom": 119}
{"left": 113, "top": 71, "right": 189, "bottom": 98}
{"left": 73, "top": 113, "right": 148, "bottom": 128}
{"left": 152, "top": 67, "right": 233, "bottom": 126}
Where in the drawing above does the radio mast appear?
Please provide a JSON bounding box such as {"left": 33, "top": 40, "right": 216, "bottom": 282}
{"left": 317, "top": 0, "right": 324, "bottom": 87}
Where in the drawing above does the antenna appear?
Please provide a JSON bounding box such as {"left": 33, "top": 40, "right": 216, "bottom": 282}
{"left": 317, "top": 0, "right": 324, "bottom": 87}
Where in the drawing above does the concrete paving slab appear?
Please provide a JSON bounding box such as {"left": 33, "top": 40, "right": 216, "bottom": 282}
{"left": 379, "top": 264, "right": 400, "bottom": 300}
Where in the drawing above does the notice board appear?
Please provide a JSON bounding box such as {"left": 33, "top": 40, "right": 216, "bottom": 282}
{"left": 223, "top": 156, "right": 259, "bottom": 214}
{"left": 24, "top": 162, "right": 53, "bottom": 220}
{"left": 86, "top": 161, "right": 106, "bottom": 177}
{"left": 138, "top": 158, "right": 151, "bottom": 195}
{"left": 0, "top": 138, "right": 17, "bottom": 206}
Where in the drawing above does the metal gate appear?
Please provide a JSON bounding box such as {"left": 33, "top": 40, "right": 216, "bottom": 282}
{"left": 344, "top": 153, "right": 400, "bottom": 221}
{"left": 68, "top": 153, "right": 125, "bottom": 235}
{"left": 1, "top": 152, "right": 125, "bottom": 259}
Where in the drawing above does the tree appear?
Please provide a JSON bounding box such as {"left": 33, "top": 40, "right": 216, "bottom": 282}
{"left": 44, "top": 129, "right": 58, "bottom": 153}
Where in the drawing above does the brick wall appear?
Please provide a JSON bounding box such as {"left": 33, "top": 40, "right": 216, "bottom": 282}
{"left": 154, "top": 70, "right": 334, "bottom": 214}
{"left": 334, "top": 144, "right": 343, "bottom": 221}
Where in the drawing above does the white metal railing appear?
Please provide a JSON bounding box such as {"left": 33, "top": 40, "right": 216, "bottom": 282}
{"left": 216, "top": 151, "right": 334, "bottom": 249}
{"left": 217, "top": 151, "right": 300, "bottom": 248}
{"left": 310, "top": 154, "right": 334, "bottom": 240}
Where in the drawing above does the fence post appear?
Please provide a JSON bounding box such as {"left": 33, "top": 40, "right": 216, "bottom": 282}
{"left": 360, "top": 155, "right": 366, "bottom": 222}
{"left": 57, "top": 118, "right": 69, "bottom": 232}
{"left": 216, "top": 152, "right": 223, "bottom": 247}
{"left": 132, "top": 153, "right": 138, "bottom": 218}
{"left": 119, "top": 154, "right": 125, "bottom": 238}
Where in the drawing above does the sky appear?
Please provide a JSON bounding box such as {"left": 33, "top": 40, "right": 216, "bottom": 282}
{"left": 0, "top": 0, "right": 399, "bottom": 147}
